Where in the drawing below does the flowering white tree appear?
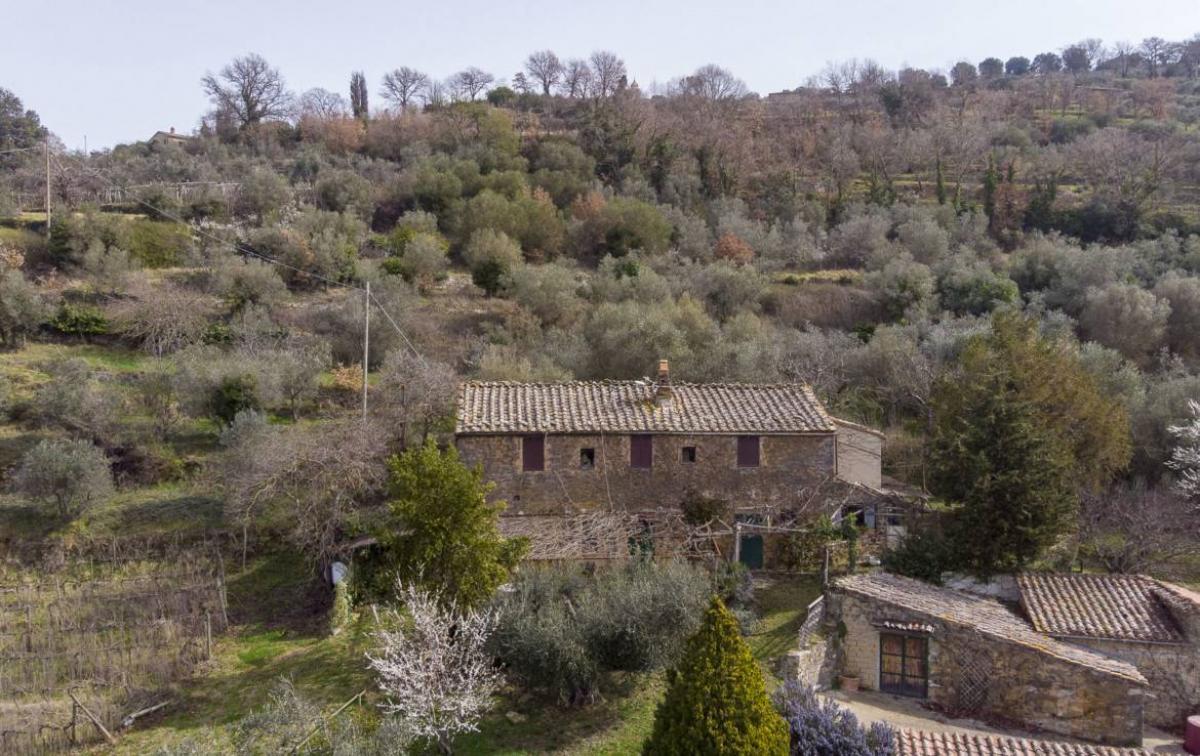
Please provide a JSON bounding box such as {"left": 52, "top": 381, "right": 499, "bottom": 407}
{"left": 1168, "top": 399, "right": 1200, "bottom": 506}
{"left": 366, "top": 582, "right": 501, "bottom": 754}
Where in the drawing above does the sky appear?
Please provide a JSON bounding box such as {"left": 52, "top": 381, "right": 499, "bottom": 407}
{"left": 5, "top": 0, "right": 1200, "bottom": 150}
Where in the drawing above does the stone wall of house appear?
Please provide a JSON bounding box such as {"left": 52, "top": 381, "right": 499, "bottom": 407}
{"left": 456, "top": 432, "right": 836, "bottom": 516}
{"left": 1065, "top": 637, "right": 1200, "bottom": 731}
{"left": 827, "top": 591, "right": 1146, "bottom": 747}
{"left": 834, "top": 421, "right": 882, "bottom": 489}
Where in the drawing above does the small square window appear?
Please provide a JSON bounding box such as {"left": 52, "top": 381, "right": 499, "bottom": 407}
{"left": 580, "top": 448, "right": 596, "bottom": 469}
{"left": 681, "top": 446, "right": 697, "bottom": 463}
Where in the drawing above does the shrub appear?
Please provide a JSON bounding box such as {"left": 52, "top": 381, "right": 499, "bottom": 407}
{"left": 395, "top": 232, "right": 449, "bottom": 290}
{"left": 681, "top": 490, "right": 730, "bottom": 526}
{"left": 490, "top": 561, "right": 711, "bottom": 704}
{"left": 0, "top": 269, "right": 49, "bottom": 347}
{"left": 774, "top": 680, "right": 896, "bottom": 755}
{"left": 212, "top": 374, "right": 261, "bottom": 424}
{"left": 48, "top": 302, "right": 109, "bottom": 338}
{"left": 880, "top": 528, "right": 957, "bottom": 584}
{"left": 212, "top": 256, "right": 289, "bottom": 311}
{"left": 9, "top": 438, "right": 114, "bottom": 519}
{"left": 642, "top": 597, "right": 789, "bottom": 755}
{"left": 714, "top": 232, "right": 755, "bottom": 265}
{"left": 127, "top": 219, "right": 192, "bottom": 268}
{"left": 464, "top": 229, "right": 523, "bottom": 296}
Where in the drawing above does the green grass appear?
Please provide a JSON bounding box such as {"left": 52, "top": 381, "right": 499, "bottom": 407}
{"left": 104, "top": 567, "right": 820, "bottom": 755}
{"left": 747, "top": 575, "right": 823, "bottom": 686}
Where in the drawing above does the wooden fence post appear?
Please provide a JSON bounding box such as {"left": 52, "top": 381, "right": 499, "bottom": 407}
{"left": 204, "top": 611, "right": 212, "bottom": 659}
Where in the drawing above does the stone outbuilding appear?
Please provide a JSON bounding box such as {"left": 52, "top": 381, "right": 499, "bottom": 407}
{"left": 1017, "top": 573, "right": 1200, "bottom": 731}
{"left": 827, "top": 573, "right": 1149, "bottom": 746}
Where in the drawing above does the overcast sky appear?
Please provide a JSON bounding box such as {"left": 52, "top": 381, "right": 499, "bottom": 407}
{"left": 6, "top": 0, "right": 1200, "bottom": 149}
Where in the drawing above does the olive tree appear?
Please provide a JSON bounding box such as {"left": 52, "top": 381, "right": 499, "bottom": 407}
{"left": 10, "top": 439, "right": 113, "bottom": 518}
{"left": 0, "top": 270, "right": 49, "bottom": 348}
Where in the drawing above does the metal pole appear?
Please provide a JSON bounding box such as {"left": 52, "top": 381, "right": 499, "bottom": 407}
{"left": 362, "top": 281, "right": 370, "bottom": 424}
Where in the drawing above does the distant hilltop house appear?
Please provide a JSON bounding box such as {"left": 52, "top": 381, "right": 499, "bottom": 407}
{"left": 819, "top": 571, "right": 1200, "bottom": 747}
{"left": 454, "top": 359, "right": 891, "bottom": 565}
{"left": 148, "top": 127, "right": 192, "bottom": 146}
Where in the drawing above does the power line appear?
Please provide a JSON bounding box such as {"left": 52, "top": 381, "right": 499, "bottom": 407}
{"left": 49, "top": 149, "right": 424, "bottom": 361}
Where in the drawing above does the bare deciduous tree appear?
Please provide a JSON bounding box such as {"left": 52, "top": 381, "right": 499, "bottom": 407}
{"left": 375, "top": 351, "right": 456, "bottom": 447}
{"left": 1079, "top": 483, "right": 1200, "bottom": 572}
{"left": 219, "top": 419, "right": 389, "bottom": 567}
{"left": 109, "top": 278, "right": 216, "bottom": 357}
{"left": 525, "top": 50, "right": 563, "bottom": 96}
{"left": 298, "top": 88, "right": 348, "bottom": 120}
{"left": 449, "top": 67, "right": 494, "bottom": 101}
{"left": 380, "top": 67, "right": 430, "bottom": 110}
{"left": 676, "top": 64, "right": 748, "bottom": 101}
{"left": 366, "top": 582, "right": 501, "bottom": 754}
{"left": 201, "top": 53, "right": 292, "bottom": 128}
{"left": 559, "top": 58, "right": 592, "bottom": 98}
{"left": 588, "top": 51, "right": 626, "bottom": 98}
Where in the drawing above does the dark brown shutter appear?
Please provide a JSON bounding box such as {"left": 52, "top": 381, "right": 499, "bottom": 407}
{"left": 522, "top": 435, "right": 545, "bottom": 472}
{"left": 737, "top": 436, "right": 760, "bottom": 468}
{"left": 630, "top": 435, "right": 653, "bottom": 469}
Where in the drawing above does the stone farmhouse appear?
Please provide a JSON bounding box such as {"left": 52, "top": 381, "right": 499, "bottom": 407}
{"left": 824, "top": 571, "right": 1200, "bottom": 747}
{"left": 454, "top": 360, "right": 885, "bottom": 565}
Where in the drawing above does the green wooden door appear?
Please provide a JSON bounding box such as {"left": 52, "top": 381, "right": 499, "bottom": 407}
{"left": 739, "top": 533, "right": 764, "bottom": 569}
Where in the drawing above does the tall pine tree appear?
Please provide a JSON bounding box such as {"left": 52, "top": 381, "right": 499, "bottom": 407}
{"left": 643, "top": 598, "right": 788, "bottom": 756}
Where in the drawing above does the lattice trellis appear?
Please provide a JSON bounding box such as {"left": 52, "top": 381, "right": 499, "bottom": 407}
{"left": 944, "top": 630, "right": 993, "bottom": 716}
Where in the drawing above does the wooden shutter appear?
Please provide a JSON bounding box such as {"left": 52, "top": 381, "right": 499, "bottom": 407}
{"left": 736, "top": 436, "right": 760, "bottom": 468}
{"left": 630, "top": 435, "right": 653, "bottom": 469}
{"left": 522, "top": 435, "right": 545, "bottom": 472}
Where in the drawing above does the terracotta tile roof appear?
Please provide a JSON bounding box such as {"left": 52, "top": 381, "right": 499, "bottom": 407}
{"left": 896, "top": 729, "right": 1150, "bottom": 755}
{"left": 1017, "top": 573, "right": 1186, "bottom": 643}
{"left": 456, "top": 380, "right": 836, "bottom": 435}
{"left": 834, "top": 573, "right": 1146, "bottom": 683}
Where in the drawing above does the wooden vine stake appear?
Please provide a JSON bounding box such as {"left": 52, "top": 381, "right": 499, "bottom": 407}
{"left": 68, "top": 689, "right": 116, "bottom": 745}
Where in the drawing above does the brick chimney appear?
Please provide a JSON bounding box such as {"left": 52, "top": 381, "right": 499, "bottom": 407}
{"left": 655, "top": 359, "right": 673, "bottom": 407}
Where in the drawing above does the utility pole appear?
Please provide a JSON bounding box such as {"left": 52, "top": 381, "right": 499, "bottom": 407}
{"left": 44, "top": 140, "right": 51, "bottom": 236}
{"left": 362, "top": 281, "right": 370, "bottom": 424}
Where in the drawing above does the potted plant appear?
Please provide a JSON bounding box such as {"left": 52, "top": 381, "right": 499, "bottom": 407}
{"left": 839, "top": 674, "right": 860, "bottom": 692}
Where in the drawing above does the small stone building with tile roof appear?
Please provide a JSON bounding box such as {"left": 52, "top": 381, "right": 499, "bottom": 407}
{"left": 895, "top": 728, "right": 1151, "bottom": 755}
{"left": 826, "top": 573, "right": 1149, "bottom": 746}
{"left": 455, "top": 361, "right": 882, "bottom": 562}
{"left": 1016, "top": 573, "right": 1200, "bottom": 731}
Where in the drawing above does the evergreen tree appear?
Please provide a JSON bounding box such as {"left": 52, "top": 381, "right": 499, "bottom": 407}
{"left": 934, "top": 158, "right": 947, "bottom": 205}
{"left": 928, "top": 313, "right": 1131, "bottom": 575}
{"left": 357, "top": 441, "right": 527, "bottom": 608}
{"left": 981, "top": 153, "right": 998, "bottom": 223}
{"left": 642, "top": 598, "right": 788, "bottom": 756}
{"left": 350, "top": 71, "right": 369, "bottom": 120}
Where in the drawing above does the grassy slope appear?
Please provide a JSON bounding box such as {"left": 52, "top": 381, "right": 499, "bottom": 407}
{"left": 107, "top": 570, "right": 820, "bottom": 755}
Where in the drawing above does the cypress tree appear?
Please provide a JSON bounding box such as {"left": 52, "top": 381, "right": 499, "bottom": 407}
{"left": 642, "top": 597, "right": 788, "bottom": 756}
{"left": 982, "top": 153, "right": 998, "bottom": 223}
{"left": 935, "top": 157, "right": 947, "bottom": 205}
